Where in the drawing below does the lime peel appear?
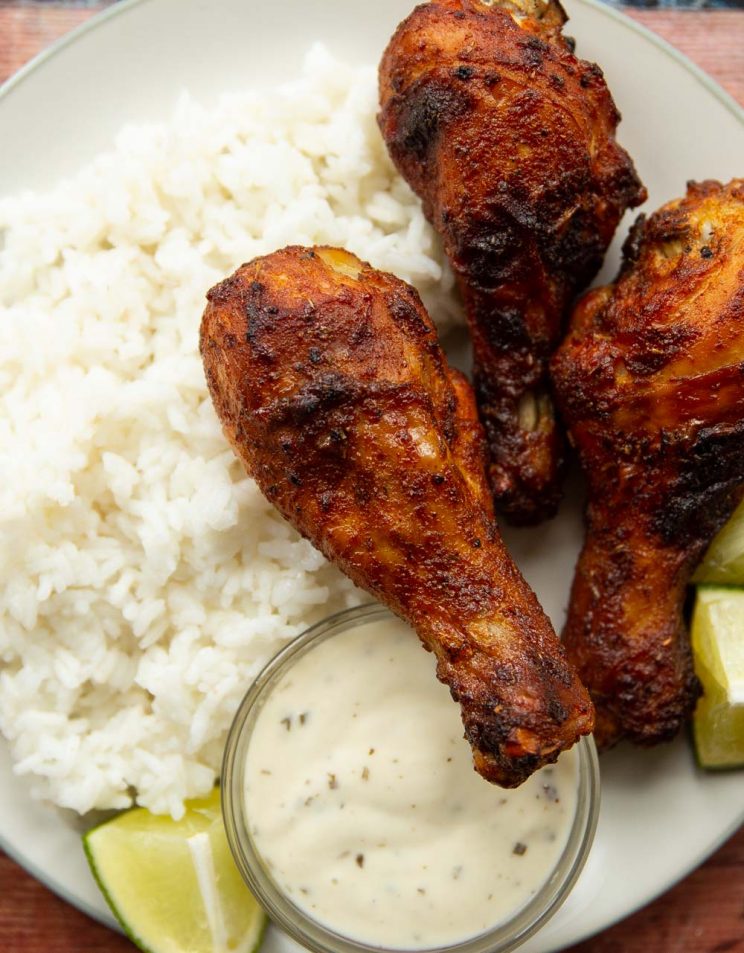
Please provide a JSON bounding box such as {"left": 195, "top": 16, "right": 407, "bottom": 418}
{"left": 83, "top": 787, "right": 267, "bottom": 953}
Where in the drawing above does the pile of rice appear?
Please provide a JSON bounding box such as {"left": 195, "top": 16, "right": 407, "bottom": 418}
{"left": 0, "top": 46, "right": 460, "bottom": 818}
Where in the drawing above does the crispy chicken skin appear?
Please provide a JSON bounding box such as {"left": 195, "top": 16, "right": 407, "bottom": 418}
{"left": 378, "top": 0, "right": 646, "bottom": 524}
{"left": 551, "top": 179, "right": 744, "bottom": 749}
{"left": 201, "top": 245, "right": 593, "bottom": 786}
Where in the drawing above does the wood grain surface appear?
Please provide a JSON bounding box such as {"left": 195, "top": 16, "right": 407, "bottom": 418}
{"left": 0, "top": 3, "right": 742, "bottom": 953}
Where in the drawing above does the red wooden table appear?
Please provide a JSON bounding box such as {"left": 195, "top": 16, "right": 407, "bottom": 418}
{"left": 1, "top": 3, "right": 742, "bottom": 952}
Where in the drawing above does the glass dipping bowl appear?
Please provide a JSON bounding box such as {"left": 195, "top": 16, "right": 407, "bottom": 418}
{"left": 222, "top": 604, "right": 600, "bottom": 953}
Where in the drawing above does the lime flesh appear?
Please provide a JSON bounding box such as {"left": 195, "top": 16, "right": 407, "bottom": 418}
{"left": 83, "top": 787, "right": 266, "bottom": 953}
{"left": 691, "top": 587, "right": 744, "bottom": 769}
{"left": 694, "top": 498, "right": 744, "bottom": 585}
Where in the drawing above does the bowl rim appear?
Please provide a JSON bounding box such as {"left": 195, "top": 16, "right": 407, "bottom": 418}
{"left": 222, "top": 603, "right": 601, "bottom": 953}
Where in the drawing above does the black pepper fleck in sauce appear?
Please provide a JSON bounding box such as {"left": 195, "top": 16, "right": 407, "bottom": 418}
{"left": 243, "top": 618, "right": 580, "bottom": 948}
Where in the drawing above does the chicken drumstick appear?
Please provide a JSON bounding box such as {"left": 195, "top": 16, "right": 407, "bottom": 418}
{"left": 551, "top": 179, "right": 744, "bottom": 748}
{"left": 378, "top": 0, "right": 646, "bottom": 523}
{"left": 201, "top": 245, "right": 593, "bottom": 786}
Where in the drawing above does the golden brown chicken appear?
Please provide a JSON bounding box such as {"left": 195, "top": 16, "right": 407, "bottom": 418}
{"left": 378, "top": 0, "right": 646, "bottom": 524}
{"left": 201, "top": 245, "right": 593, "bottom": 786}
{"left": 551, "top": 179, "right": 744, "bottom": 749}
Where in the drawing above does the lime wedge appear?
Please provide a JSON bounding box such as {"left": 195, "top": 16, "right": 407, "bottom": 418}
{"left": 693, "top": 497, "right": 744, "bottom": 585}
{"left": 690, "top": 587, "right": 744, "bottom": 769}
{"left": 83, "top": 787, "right": 267, "bottom": 953}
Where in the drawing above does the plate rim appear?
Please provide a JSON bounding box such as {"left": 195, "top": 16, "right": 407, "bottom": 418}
{"left": 578, "top": 806, "right": 743, "bottom": 942}
{"left": 0, "top": 820, "right": 118, "bottom": 931}
{"left": 0, "top": 0, "right": 742, "bottom": 946}
{"left": 1, "top": 0, "right": 743, "bottom": 130}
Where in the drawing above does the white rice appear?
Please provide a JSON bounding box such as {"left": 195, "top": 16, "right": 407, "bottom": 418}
{"left": 0, "top": 46, "right": 460, "bottom": 819}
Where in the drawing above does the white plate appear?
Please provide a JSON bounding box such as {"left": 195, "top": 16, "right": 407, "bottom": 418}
{"left": 1, "top": 0, "right": 742, "bottom": 949}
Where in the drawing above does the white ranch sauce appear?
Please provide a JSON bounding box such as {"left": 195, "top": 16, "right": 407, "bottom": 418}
{"left": 244, "top": 617, "right": 579, "bottom": 949}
